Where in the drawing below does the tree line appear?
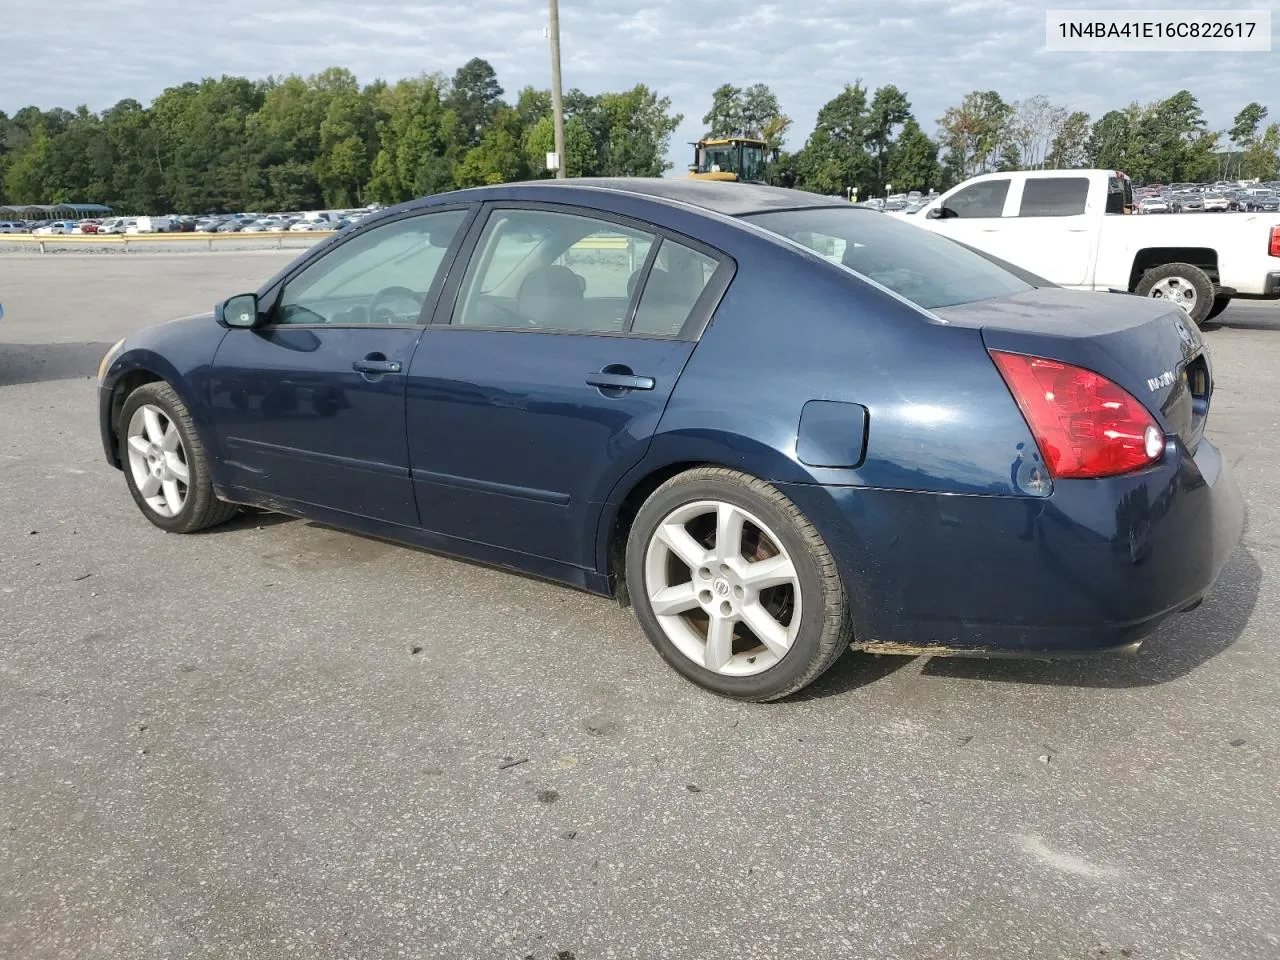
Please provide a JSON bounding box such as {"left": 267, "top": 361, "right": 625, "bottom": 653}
{"left": 0, "top": 57, "right": 1276, "bottom": 215}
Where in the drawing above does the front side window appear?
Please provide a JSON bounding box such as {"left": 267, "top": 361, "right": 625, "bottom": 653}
{"left": 942, "top": 179, "right": 1010, "bottom": 218}
{"left": 745, "top": 206, "right": 1034, "bottom": 310}
{"left": 451, "top": 208, "right": 657, "bottom": 333}
{"left": 1019, "top": 178, "right": 1089, "bottom": 217}
{"left": 702, "top": 144, "right": 739, "bottom": 175}
{"left": 275, "top": 209, "right": 467, "bottom": 326}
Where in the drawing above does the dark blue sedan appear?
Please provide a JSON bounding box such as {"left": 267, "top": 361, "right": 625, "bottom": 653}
{"left": 97, "top": 179, "right": 1244, "bottom": 700}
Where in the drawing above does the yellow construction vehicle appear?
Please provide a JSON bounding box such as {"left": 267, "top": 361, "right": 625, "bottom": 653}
{"left": 688, "top": 137, "right": 768, "bottom": 182}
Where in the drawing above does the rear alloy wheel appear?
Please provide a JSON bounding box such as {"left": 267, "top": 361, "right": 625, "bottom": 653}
{"left": 120, "top": 381, "right": 239, "bottom": 533}
{"left": 1135, "top": 262, "right": 1214, "bottom": 324}
{"left": 626, "top": 467, "right": 853, "bottom": 701}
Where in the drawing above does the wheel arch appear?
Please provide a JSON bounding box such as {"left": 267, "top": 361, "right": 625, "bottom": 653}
{"left": 1128, "top": 248, "right": 1219, "bottom": 291}
{"left": 103, "top": 352, "right": 210, "bottom": 468}
{"left": 600, "top": 460, "right": 712, "bottom": 607}
{"left": 595, "top": 434, "right": 822, "bottom": 606}
{"left": 104, "top": 368, "right": 165, "bottom": 467}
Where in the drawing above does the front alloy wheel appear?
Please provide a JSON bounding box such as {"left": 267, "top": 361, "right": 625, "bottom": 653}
{"left": 118, "top": 381, "right": 239, "bottom": 533}
{"left": 126, "top": 404, "right": 190, "bottom": 518}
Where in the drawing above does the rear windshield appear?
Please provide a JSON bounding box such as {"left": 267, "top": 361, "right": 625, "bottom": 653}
{"left": 743, "top": 206, "right": 1034, "bottom": 310}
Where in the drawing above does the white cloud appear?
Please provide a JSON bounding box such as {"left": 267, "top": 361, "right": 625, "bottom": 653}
{"left": 1, "top": 0, "right": 1276, "bottom": 170}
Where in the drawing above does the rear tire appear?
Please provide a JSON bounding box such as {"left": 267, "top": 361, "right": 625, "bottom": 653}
{"left": 1135, "top": 262, "right": 1215, "bottom": 324}
{"left": 119, "top": 382, "right": 238, "bottom": 533}
{"left": 625, "top": 467, "right": 854, "bottom": 701}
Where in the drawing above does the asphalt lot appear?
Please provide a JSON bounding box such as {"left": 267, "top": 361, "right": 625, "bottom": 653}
{"left": 2, "top": 252, "right": 1279, "bottom": 960}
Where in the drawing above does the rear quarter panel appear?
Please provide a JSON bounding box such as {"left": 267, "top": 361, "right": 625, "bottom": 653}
{"left": 639, "top": 235, "right": 1042, "bottom": 496}
{"left": 1095, "top": 215, "right": 1279, "bottom": 293}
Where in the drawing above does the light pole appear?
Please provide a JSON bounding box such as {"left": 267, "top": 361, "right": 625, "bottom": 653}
{"left": 548, "top": 0, "right": 567, "bottom": 179}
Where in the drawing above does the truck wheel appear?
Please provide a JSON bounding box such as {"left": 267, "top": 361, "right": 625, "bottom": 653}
{"left": 1135, "top": 262, "right": 1214, "bottom": 324}
{"left": 1205, "top": 296, "right": 1231, "bottom": 322}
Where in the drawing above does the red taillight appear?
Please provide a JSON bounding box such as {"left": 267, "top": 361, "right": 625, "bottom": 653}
{"left": 990, "top": 350, "right": 1164, "bottom": 479}
{"left": 1269, "top": 225, "right": 1280, "bottom": 258}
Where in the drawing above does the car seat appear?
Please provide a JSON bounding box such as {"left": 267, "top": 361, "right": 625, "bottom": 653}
{"left": 517, "top": 264, "right": 584, "bottom": 328}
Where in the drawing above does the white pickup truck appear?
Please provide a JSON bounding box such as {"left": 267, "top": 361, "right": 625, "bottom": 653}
{"left": 896, "top": 169, "right": 1280, "bottom": 323}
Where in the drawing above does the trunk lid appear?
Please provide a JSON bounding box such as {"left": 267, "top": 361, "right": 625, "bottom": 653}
{"left": 934, "top": 287, "right": 1211, "bottom": 452}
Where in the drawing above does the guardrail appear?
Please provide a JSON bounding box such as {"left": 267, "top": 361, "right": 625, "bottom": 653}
{"left": 1, "top": 229, "right": 642, "bottom": 253}
{"left": 0, "top": 231, "right": 333, "bottom": 252}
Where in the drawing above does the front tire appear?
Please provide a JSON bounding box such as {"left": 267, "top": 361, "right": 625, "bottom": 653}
{"left": 119, "top": 382, "right": 238, "bottom": 533}
{"left": 625, "top": 467, "right": 853, "bottom": 701}
{"left": 1135, "top": 261, "right": 1215, "bottom": 324}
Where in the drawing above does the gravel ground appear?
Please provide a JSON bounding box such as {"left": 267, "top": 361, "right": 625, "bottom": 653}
{"left": 2, "top": 253, "right": 1279, "bottom": 960}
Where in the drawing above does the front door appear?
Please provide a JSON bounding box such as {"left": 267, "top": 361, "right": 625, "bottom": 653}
{"left": 922, "top": 175, "right": 1013, "bottom": 259}
{"left": 209, "top": 207, "right": 471, "bottom": 526}
{"left": 407, "top": 205, "right": 728, "bottom": 569}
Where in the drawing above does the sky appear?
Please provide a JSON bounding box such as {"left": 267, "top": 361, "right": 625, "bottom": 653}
{"left": 1, "top": 0, "right": 1277, "bottom": 172}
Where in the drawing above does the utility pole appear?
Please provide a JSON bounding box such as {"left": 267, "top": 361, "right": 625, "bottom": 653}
{"left": 548, "top": 0, "right": 567, "bottom": 179}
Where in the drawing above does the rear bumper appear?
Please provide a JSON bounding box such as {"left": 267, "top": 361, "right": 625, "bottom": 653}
{"left": 1235, "top": 272, "right": 1280, "bottom": 300}
{"left": 779, "top": 437, "right": 1244, "bottom": 656}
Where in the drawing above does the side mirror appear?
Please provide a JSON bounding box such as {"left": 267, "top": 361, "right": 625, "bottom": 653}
{"left": 926, "top": 206, "right": 956, "bottom": 220}
{"left": 217, "top": 293, "right": 260, "bottom": 328}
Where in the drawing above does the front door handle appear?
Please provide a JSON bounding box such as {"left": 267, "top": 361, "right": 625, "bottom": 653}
{"left": 586, "top": 372, "right": 655, "bottom": 391}
{"left": 353, "top": 359, "right": 402, "bottom": 374}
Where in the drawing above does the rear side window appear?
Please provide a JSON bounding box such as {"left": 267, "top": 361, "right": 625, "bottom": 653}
{"left": 1019, "top": 178, "right": 1088, "bottom": 217}
{"left": 745, "top": 206, "right": 1033, "bottom": 310}
{"left": 1106, "top": 177, "right": 1131, "bottom": 214}
{"left": 452, "top": 208, "right": 658, "bottom": 333}
{"left": 631, "top": 239, "right": 719, "bottom": 336}
{"left": 942, "top": 179, "right": 1009, "bottom": 218}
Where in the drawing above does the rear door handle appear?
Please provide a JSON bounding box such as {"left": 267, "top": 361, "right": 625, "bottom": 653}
{"left": 353, "top": 359, "right": 402, "bottom": 374}
{"left": 586, "top": 372, "right": 655, "bottom": 391}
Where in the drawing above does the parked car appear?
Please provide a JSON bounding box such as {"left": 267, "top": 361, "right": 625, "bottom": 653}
{"left": 1202, "top": 193, "right": 1230, "bottom": 212}
{"left": 133, "top": 216, "right": 174, "bottom": 234}
{"left": 1242, "top": 191, "right": 1280, "bottom": 213}
{"left": 97, "top": 218, "right": 129, "bottom": 235}
{"left": 291, "top": 212, "right": 342, "bottom": 231}
{"left": 1138, "top": 197, "right": 1170, "bottom": 214}
{"left": 96, "top": 178, "right": 1244, "bottom": 700}
{"left": 0, "top": 221, "right": 29, "bottom": 234}
{"left": 32, "top": 221, "right": 76, "bottom": 235}
{"left": 898, "top": 169, "right": 1280, "bottom": 323}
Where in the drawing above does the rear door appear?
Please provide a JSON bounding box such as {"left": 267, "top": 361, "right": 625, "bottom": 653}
{"left": 406, "top": 203, "right": 732, "bottom": 569}
{"left": 993, "top": 175, "right": 1097, "bottom": 287}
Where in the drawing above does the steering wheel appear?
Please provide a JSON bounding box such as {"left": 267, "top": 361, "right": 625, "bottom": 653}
{"left": 368, "top": 286, "right": 425, "bottom": 323}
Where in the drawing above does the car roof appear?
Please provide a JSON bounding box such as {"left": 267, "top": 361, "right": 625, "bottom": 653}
{"left": 422, "top": 177, "right": 850, "bottom": 218}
